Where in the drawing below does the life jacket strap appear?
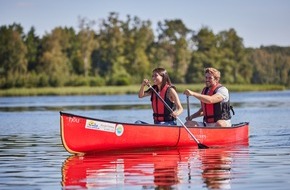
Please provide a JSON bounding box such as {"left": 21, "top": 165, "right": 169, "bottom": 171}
{"left": 230, "top": 106, "right": 235, "bottom": 115}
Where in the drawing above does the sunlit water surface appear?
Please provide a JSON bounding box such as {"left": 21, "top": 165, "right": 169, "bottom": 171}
{"left": 0, "top": 91, "right": 290, "bottom": 189}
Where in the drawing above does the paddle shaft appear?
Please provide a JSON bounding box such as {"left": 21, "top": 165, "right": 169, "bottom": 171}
{"left": 148, "top": 84, "right": 206, "bottom": 147}
{"left": 186, "top": 95, "right": 190, "bottom": 118}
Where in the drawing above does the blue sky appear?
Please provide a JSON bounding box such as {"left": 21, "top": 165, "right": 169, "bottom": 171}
{"left": 1, "top": 0, "right": 289, "bottom": 48}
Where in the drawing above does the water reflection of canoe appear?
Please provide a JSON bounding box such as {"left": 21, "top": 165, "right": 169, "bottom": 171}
{"left": 61, "top": 146, "right": 249, "bottom": 189}
{"left": 61, "top": 148, "right": 184, "bottom": 188}
{"left": 60, "top": 111, "right": 249, "bottom": 154}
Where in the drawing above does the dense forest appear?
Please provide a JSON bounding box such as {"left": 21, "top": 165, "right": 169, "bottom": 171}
{"left": 1, "top": 12, "right": 290, "bottom": 89}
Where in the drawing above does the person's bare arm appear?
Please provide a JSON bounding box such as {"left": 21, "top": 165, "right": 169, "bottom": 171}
{"left": 187, "top": 107, "right": 203, "bottom": 121}
{"left": 184, "top": 89, "right": 223, "bottom": 104}
{"left": 138, "top": 79, "right": 150, "bottom": 98}
{"left": 169, "top": 88, "right": 183, "bottom": 118}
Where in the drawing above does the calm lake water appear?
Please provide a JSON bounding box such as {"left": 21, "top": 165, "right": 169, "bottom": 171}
{"left": 0, "top": 90, "right": 290, "bottom": 189}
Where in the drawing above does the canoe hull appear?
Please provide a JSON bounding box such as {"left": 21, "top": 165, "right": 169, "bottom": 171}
{"left": 60, "top": 112, "right": 249, "bottom": 154}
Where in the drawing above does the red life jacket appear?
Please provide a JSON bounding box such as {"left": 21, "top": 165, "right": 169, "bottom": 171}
{"left": 151, "top": 84, "right": 175, "bottom": 122}
{"left": 201, "top": 84, "right": 232, "bottom": 123}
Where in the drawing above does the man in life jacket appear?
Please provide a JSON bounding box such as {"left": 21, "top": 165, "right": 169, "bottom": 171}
{"left": 184, "top": 67, "right": 233, "bottom": 127}
{"left": 138, "top": 68, "right": 183, "bottom": 125}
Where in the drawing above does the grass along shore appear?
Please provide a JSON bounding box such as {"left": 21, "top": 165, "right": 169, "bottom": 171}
{"left": 0, "top": 84, "right": 286, "bottom": 97}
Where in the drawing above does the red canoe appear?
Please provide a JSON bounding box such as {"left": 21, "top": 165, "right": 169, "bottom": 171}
{"left": 60, "top": 112, "right": 249, "bottom": 154}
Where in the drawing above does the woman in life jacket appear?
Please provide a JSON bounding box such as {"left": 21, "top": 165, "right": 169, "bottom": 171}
{"left": 184, "top": 67, "right": 233, "bottom": 127}
{"left": 138, "top": 68, "right": 183, "bottom": 125}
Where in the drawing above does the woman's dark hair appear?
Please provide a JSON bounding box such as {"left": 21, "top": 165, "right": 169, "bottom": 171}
{"left": 152, "top": 68, "right": 175, "bottom": 90}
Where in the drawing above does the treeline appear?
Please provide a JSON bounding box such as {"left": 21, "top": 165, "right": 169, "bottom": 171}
{"left": 1, "top": 12, "right": 290, "bottom": 89}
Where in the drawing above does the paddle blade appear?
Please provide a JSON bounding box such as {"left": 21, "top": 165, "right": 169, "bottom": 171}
{"left": 198, "top": 143, "right": 209, "bottom": 149}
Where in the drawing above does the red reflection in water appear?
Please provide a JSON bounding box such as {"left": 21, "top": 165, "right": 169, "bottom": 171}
{"left": 200, "top": 148, "right": 236, "bottom": 189}
{"left": 61, "top": 146, "right": 248, "bottom": 189}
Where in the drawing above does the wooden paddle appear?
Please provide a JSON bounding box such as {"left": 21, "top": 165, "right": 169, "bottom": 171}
{"left": 147, "top": 84, "right": 209, "bottom": 149}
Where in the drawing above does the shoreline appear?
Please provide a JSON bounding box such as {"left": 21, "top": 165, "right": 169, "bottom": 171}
{"left": 0, "top": 84, "right": 286, "bottom": 97}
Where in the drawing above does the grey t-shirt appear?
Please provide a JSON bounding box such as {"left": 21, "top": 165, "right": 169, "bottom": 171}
{"left": 216, "top": 86, "right": 229, "bottom": 102}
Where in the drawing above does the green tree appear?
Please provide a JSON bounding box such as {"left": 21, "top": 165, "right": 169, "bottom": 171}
{"left": 187, "top": 27, "right": 218, "bottom": 83}
{"left": 77, "top": 17, "right": 97, "bottom": 77}
{"left": 217, "top": 28, "right": 250, "bottom": 83}
{"left": 0, "top": 23, "right": 27, "bottom": 88}
{"left": 122, "top": 15, "right": 154, "bottom": 81}
{"left": 38, "top": 27, "right": 71, "bottom": 86}
{"left": 25, "top": 27, "right": 40, "bottom": 72}
{"left": 95, "top": 12, "right": 130, "bottom": 85}
{"left": 249, "top": 47, "right": 290, "bottom": 86}
{"left": 156, "top": 19, "right": 192, "bottom": 83}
